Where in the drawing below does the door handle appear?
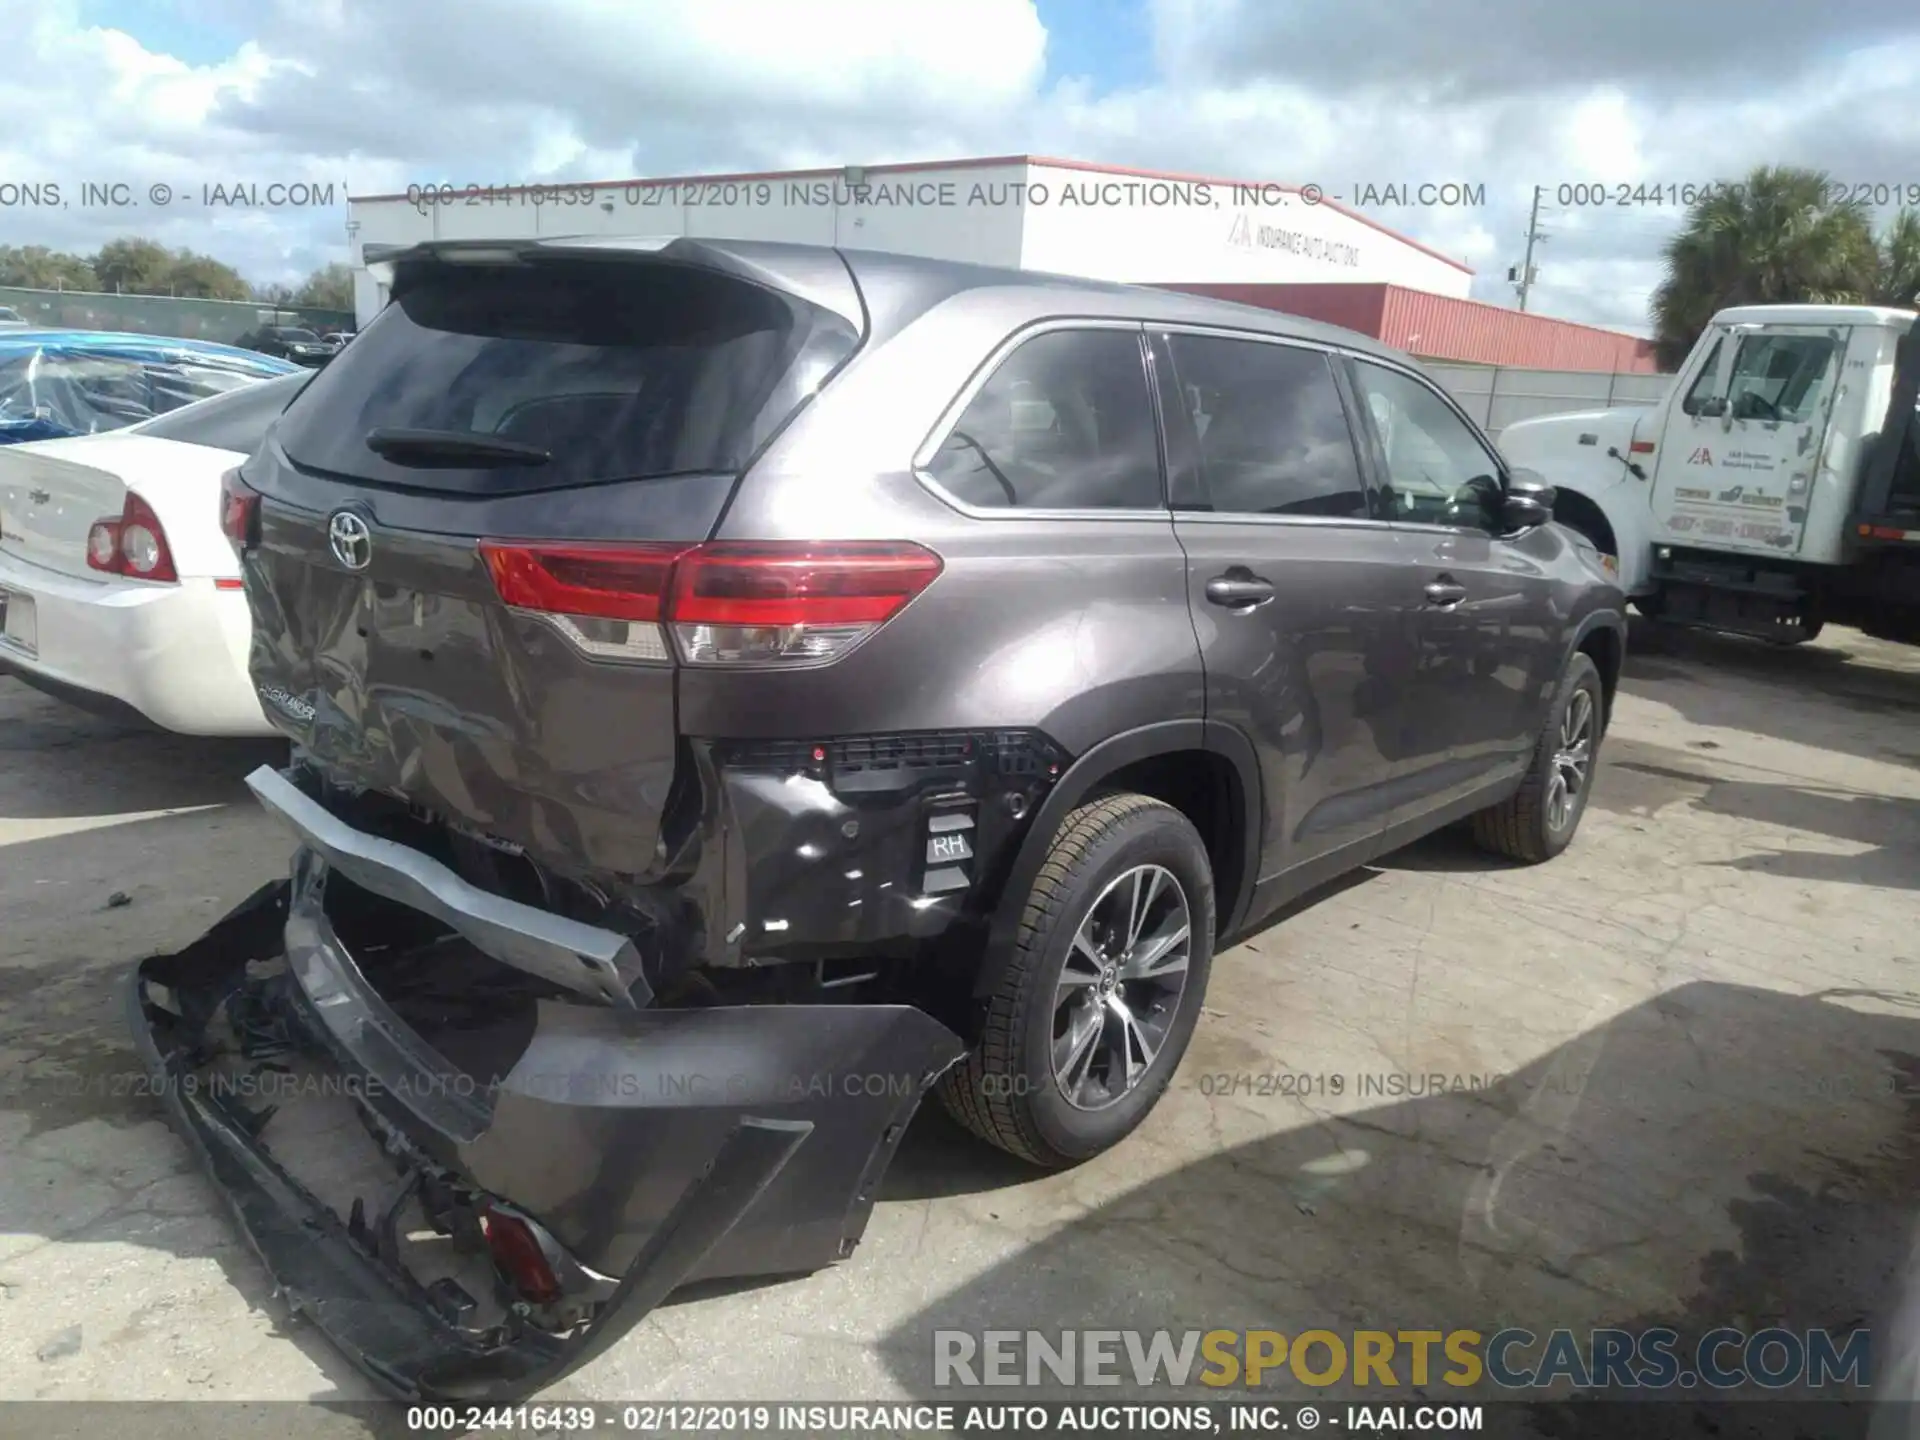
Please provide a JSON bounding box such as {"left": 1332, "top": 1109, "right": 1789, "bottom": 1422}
{"left": 1205, "top": 574, "right": 1275, "bottom": 609}
{"left": 1424, "top": 579, "right": 1467, "bottom": 608}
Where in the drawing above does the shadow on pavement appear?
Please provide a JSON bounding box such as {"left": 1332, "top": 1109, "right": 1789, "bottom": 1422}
{"left": 0, "top": 679, "right": 287, "bottom": 821}
{"left": 876, "top": 981, "right": 1920, "bottom": 1438}
{"left": 1606, "top": 739, "right": 1920, "bottom": 894}
{"left": 1622, "top": 621, "right": 1920, "bottom": 771}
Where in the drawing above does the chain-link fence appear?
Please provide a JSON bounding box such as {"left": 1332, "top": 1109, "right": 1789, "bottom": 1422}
{"left": 0, "top": 287, "right": 353, "bottom": 345}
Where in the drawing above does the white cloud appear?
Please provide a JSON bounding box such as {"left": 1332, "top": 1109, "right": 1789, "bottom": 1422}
{"left": 1, "top": 0, "right": 1915, "bottom": 334}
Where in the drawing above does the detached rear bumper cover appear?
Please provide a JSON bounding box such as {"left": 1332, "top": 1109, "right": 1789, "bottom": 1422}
{"left": 130, "top": 797, "right": 965, "bottom": 1403}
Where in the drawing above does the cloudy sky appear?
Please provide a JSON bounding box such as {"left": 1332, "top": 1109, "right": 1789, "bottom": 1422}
{"left": 4, "top": 0, "right": 1917, "bottom": 335}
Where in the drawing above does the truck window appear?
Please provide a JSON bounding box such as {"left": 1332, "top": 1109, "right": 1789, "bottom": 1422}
{"left": 1680, "top": 339, "right": 1725, "bottom": 416}
{"left": 1724, "top": 334, "right": 1839, "bottom": 424}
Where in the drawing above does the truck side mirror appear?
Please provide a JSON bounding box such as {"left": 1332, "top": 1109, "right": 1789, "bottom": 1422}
{"left": 1503, "top": 468, "right": 1555, "bottom": 531}
{"left": 1693, "top": 395, "right": 1728, "bottom": 418}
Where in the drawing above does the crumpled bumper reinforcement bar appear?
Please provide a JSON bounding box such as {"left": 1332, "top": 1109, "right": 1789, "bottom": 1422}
{"left": 244, "top": 764, "right": 650, "bottom": 1008}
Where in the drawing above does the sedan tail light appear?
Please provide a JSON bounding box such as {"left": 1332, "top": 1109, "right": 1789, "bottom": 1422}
{"left": 86, "top": 492, "right": 178, "bottom": 583}
{"left": 219, "top": 469, "right": 260, "bottom": 555}
{"left": 478, "top": 539, "right": 942, "bottom": 666}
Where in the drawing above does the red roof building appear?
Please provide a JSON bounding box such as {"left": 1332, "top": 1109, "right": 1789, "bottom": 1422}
{"left": 1157, "top": 282, "right": 1661, "bottom": 373}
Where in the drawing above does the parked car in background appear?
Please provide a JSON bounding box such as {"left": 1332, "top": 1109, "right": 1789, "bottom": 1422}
{"left": 0, "top": 331, "right": 296, "bottom": 446}
{"left": 0, "top": 306, "right": 31, "bottom": 330}
{"left": 136, "top": 237, "right": 1627, "bottom": 1402}
{"left": 0, "top": 369, "right": 309, "bottom": 734}
{"left": 237, "top": 324, "right": 337, "bottom": 367}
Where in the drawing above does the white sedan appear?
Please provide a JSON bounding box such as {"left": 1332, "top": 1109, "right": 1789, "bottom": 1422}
{"left": 0, "top": 371, "right": 310, "bottom": 736}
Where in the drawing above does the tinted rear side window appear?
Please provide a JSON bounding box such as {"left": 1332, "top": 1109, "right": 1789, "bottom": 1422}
{"left": 273, "top": 259, "right": 859, "bottom": 495}
{"left": 1165, "top": 334, "right": 1367, "bottom": 518}
{"left": 922, "top": 328, "right": 1162, "bottom": 510}
{"left": 136, "top": 371, "right": 310, "bottom": 452}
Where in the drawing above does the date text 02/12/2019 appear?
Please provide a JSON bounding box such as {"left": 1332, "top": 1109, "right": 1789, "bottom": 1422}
{"left": 400, "top": 1401, "right": 1479, "bottom": 1435}
{"left": 1192, "top": 1072, "right": 1506, "bottom": 1100}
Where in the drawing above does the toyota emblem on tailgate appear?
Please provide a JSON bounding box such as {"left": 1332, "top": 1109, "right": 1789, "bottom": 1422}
{"left": 327, "top": 508, "right": 373, "bottom": 571}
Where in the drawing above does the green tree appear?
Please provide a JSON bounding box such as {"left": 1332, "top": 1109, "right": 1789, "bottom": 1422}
{"left": 293, "top": 262, "right": 353, "bottom": 312}
{"left": 167, "top": 251, "right": 252, "bottom": 301}
{"left": 1878, "top": 208, "right": 1920, "bottom": 308}
{"left": 0, "top": 245, "right": 98, "bottom": 291}
{"left": 1650, "top": 166, "right": 1880, "bottom": 369}
{"left": 89, "top": 238, "right": 251, "bottom": 300}
{"left": 91, "top": 237, "right": 177, "bottom": 294}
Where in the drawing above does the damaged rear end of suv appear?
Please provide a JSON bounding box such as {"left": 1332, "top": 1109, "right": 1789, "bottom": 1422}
{"left": 128, "top": 237, "right": 1038, "bottom": 1401}
{"left": 129, "top": 231, "right": 1624, "bottom": 1402}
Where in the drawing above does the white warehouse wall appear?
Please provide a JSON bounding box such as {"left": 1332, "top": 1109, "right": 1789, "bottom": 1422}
{"left": 1018, "top": 161, "right": 1472, "bottom": 297}
{"left": 346, "top": 162, "right": 1031, "bottom": 328}
{"left": 345, "top": 157, "right": 1471, "bottom": 327}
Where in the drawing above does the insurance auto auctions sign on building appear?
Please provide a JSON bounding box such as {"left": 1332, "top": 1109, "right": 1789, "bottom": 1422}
{"left": 343, "top": 154, "right": 1473, "bottom": 326}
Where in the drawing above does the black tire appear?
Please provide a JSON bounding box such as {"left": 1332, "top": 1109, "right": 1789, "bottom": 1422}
{"left": 938, "top": 794, "right": 1216, "bottom": 1168}
{"left": 1471, "top": 652, "right": 1605, "bottom": 864}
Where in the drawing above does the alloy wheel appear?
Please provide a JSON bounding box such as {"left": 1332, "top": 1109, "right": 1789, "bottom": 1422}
{"left": 1547, "top": 687, "right": 1595, "bottom": 831}
{"left": 1051, "top": 864, "right": 1193, "bottom": 1111}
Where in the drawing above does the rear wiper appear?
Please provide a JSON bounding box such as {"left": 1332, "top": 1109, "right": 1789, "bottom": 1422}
{"left": 364, "top": 427, "right": 551, "bottom": 468}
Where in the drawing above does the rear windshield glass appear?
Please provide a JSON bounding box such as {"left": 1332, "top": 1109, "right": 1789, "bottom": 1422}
{"left": 136, "top": 370, "right": 310, "bottom": 452}
{"left": 273, "top": 258, "right": 858, "bottom": 494}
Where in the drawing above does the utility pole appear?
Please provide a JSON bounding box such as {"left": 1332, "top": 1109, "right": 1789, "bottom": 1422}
{"left": 1515, "top": 185, "right": 1546, "bottom": 311}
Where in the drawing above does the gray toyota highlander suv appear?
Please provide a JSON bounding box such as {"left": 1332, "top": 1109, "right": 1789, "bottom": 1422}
{"left": 137, "top": 235, "right": 1624, "bottom": 1400}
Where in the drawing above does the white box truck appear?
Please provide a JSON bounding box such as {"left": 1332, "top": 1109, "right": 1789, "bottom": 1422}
{"left": 1499, "top": 304, "right": 1920, "bottom": 645}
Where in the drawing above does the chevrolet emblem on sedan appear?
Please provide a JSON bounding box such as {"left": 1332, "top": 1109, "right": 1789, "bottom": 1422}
{"left": 326, "top": 508, "right": 372, "bottom": 570}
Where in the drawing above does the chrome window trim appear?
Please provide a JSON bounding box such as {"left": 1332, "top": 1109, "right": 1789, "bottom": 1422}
{"left": 1153, "top": 320, "right": 1350, "bottom": 359}
{"left": 911, "top": 318, "right": 1171, "bottom": 522}
{"left": 1167, "top": 512, "right": 1391, "bottom": 533}
{"left": 1389, "top": 520, "right": 1514, "bottom": 539}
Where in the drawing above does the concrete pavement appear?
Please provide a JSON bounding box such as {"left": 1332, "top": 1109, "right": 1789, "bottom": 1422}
{"left": 2, "top": 620, "right": 1917, "bottom": 1435}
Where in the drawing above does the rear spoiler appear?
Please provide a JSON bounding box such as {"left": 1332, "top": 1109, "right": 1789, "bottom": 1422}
{"left": 1853, "top": 317, "right": 1920, "bottom": 531}
{"left": 362, "top": 235, "right": 866, "bottom": 336}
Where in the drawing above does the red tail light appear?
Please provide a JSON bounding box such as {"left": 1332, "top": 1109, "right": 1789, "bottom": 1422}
{"left": 478, "top": 539, "right": 943, "bottom": 666}
{"left": 86, "top": 492, "right": 178, "bottom": 583}
{"left": 477, "top": 1207, "right": 561, "bottom": 1305}
{"left": 219, "top": 469, "right": 260, "bottom": 555}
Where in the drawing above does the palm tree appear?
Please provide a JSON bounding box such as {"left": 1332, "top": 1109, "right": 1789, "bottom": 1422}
{"left": 1650, "top": 166, "right": 1880, "bottom": 369}
{"left": 1878, "top": 208, "right": 1920, "bottom": 308}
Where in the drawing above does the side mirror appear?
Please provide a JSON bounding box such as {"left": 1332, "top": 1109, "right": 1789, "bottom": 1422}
{"left": 1693, "top": 395, "right": 1728, "bottom": 418}
{"left": 1447, "top": 473, "right": 1504, "bottom": 523}
{"left": 1503, "top": 468, "right": 1555, "bottom": 531}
